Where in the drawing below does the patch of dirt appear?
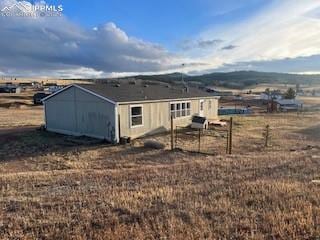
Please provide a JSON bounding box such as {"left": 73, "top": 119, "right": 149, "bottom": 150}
{"left": 0, "top": 102, "right": 34, "bottom": 109}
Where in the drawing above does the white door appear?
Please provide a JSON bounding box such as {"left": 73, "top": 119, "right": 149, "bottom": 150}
{"left": 199, "top": 99, "right": 204, "bottom": 116}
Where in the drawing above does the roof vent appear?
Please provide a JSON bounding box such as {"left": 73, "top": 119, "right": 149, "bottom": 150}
{"left": 129, "top": 80, "right": 136, "bottom": 85}
{"left": 166, "top": 85, "right": 170, "bottom": 88}
{"left": 144, "top": 84, "right": 148, "bottom": 88}
{"left": 114, "top": 84, "right": 120, "bottom": 87}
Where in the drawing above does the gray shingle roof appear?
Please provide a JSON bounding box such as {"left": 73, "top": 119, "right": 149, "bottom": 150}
{"left": 77, "top": 82, "right": 213, "bottom": 103}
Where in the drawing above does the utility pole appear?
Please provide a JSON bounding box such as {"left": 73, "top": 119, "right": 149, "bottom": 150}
{"left": 181, "top": 63, "right": 185, "bottom": 85}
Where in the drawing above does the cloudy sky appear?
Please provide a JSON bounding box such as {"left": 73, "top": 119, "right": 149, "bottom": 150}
{"left": 0, "top": 0, "right": 320, "bottom": 78}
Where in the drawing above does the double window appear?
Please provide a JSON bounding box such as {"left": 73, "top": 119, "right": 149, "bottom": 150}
{"left": 170, "top": 102, "right": 191, "bottom": 119}
{"left": 130, "top": 105, "right": 143, "bottom": 127}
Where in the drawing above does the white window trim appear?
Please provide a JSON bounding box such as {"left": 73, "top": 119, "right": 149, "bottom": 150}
{"left": 170, "top": 101, "right": 191, "bottom": 119}
{"left": 130, "top": 104, "right": 144, "bottom": 128}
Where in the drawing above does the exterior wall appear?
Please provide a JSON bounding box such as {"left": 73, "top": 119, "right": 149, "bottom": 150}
{"left": 118, "top": 97, "right": 218, "bottom": 139}
{"left": 44, "top": 86, "right": 117, "bottom": 142}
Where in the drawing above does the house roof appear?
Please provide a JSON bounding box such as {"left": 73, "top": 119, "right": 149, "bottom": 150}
{"left": 275, "top": 99, "right": 303, "bottom": 105}
{"left": 75, "top": 82, "right": 214, "bottom": 103}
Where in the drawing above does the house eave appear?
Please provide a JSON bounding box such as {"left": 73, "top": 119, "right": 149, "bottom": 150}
{"left": 117, "top": 96, "right": 219, "bottom": 105}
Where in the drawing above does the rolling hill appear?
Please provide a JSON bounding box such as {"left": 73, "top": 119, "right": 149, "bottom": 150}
{"left": 124, "top": 71, "right": 320, "bottom": 89}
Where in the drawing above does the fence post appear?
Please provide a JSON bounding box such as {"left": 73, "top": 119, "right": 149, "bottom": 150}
{"left": 171, "top": 116, "right": 174, "bottom": 150}
{"left": 264, "top": 125, "right": 270, "bottom": 147}
{"left": 226, "top": 129, "right": 229, "bottom": 154}
{"left": 198, "top": 129, "right": 201, "bottom": 153}
{"left": 175, "top": 126, "right": 178, "bottom": 147}
{"left": 228, "top": 117, "right": 233, "bottom": 154}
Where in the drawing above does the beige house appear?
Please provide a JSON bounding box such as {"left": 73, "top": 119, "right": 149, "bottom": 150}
{"left": 43, "top": 82, "right": 219, "bottom": 143}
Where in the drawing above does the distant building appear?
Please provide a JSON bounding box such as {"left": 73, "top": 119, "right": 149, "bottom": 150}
{"left": 275, "top": 99, "right": 303, "bottom": 112}
{"left": 218, "top": 106, "right": 252, "bottom": 115}
{"left": 0, "top": 85, "right": 21, "bottom": 93}
{"left": 260, "top": 91, "right": 283, "bottom": 102}
{"left": 47, "top": 85, "right": 64, "bottom": 94}
{"left": 206, "top": 87, "right": 233, "bottom": 96}
{"left": 233, "top": 95, "right": 243, "bottom": 100}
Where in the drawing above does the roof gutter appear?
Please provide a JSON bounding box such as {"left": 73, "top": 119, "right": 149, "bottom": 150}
{"left": 117, "top": 96, "right": 220, "bottom": 105}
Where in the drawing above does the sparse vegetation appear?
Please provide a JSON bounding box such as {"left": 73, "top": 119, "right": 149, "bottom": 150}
{"left": 284, "top": 88, "right": 296, "bottom": 99}
{"left": 0, "top": 89, "right": 320, "bottom": 239}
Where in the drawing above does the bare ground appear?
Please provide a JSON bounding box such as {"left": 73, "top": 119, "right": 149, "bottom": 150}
{"left": 0, "top": 93, "right": 319, "bottom": 239}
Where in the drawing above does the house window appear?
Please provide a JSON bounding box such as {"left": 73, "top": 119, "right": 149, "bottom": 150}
{"left": 130, "top": 105, "right": 143, "bottom": 127}
{"left": 200, "top": 101, "right": 204, "bottom": 111}
{"left": 181, "top": 103, "right": 186, "bottom": 116}
{"left": 170, "top": 101, "right": 191, "bottom": 119}
{"left": 176, "top": 103, "right": 181, "bottom": 117}
{"left": 209, "top": 100, "right": 212, "bottom": 109}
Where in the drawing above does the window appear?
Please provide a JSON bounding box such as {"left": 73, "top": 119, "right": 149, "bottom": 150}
{"left": 209, "top": 100, "right": 212, "bottom": 109}
{"left": 181, "top": 103, "right": 186, "bottom": 116}
{"left": 200, "top": 101, "right": 204, "bottom": 111}
{"left": 186, "top": 102, "right": 191, "bottom": 115}
{"left": 176, "top": 103, "right": 181, "bottom": 117}
{"left": 130, "top": 105, "right": 143, "bottom": 127}
{"left": 170, "top": 101, "right": 191, "bottom": 119}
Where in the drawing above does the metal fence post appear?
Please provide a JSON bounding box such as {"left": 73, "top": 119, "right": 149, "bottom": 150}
{"left": 175, "top": 126, "right": 178, "bottom": 147}
{"left": 226, "top": 129, "right": 229, "bottom": 154}
{"left": 198, "top": 129, "right": 201, "bottom": 153}
{"left": 228, "top": 117, "right": 233, "bottom": 154}
{"left": 171, "top": 116, "right": 174, "bottom": 150}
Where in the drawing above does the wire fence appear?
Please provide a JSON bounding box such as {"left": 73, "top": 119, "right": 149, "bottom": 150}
{"left": 170, "top": 117, "right": 273, "bottom": 155}
{"left": 174, "top": 125, "right": 229, "bottom": 155}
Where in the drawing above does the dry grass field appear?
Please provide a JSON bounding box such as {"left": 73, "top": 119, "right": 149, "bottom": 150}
{"left": 0, "top": 92, "right": 320, "bottom": 239}
{"left": 0, "top": 91, "right": 43, "bottom": 129}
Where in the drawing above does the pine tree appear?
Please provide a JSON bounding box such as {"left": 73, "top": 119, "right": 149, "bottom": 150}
{"left": 284, "top": 88, "right": 296, "bottom": 99}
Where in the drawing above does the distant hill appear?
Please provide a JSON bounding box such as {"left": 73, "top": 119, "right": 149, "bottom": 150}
{"left": 124, "top": 71, "right": 320, "bottom": 89}
{"left": 67, "top": 71, "right": 320, "bottom": 89}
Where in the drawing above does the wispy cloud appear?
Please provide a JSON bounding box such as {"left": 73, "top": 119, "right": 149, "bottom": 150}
{"left": 179, "top": 39, "right": 222, "bottom": 50}
{"left": 197, "top": 0, "right": 320, "bottom": 72}
{"left": 221, "top": 45, "right": 237, "bottom": 50}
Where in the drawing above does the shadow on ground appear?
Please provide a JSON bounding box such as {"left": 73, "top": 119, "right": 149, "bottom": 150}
{"left": 0, "top": 130, "right": 110, "bottom": 162}
{"left": 297, "top": 124, "right": 320, "bottom": 141}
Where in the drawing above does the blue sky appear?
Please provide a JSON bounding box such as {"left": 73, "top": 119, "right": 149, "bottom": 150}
{"left": 54, "top": 0, "right": 268, "bottom": 50}
{"left": 0, "top": 0, "right": 320, "bottom": 78}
